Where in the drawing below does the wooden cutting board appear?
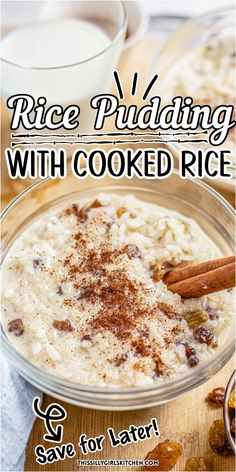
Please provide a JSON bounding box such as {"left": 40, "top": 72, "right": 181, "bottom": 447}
{"left": 1, "top": 38, "right": 235, "bottom": 472}
{"left": 24, "top": 359, "right": 235, "bottom": 471}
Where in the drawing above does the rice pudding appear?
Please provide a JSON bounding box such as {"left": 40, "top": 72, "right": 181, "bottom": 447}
{"left": 1, "top": 194, "right": 234, "bottom": 387}
{"left": 160, "top": 37, "right": 235, "bottom": 161}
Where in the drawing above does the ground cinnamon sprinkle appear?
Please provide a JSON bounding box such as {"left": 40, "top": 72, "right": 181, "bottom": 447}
{"left": 3, "top": 193, "right": 231, "bottom": 387}
{"left": 53, "top": 319, "right": 74, "bottom": 332}
{"left": 63, "top": 246, "right": 140, "bottom": 280}
{"left": 153, "top": 353, "right": 166, "bottom": 376}
{"left": 132, "top": 337, "right": 151, "bottom": 357}
{"left": 88, "top": 270, "right": 140, "bottom": 340}
{"left": 113, "top": 352, "right": 129, "bottom": 366}
{"left": 73, "top": 232, "right": 86, "bottom": 244}
{"left": 50, "top": 200, "right": 198, "bottom": 379}
{"left": 62, "top": 236, "right": 172, "bottom": 373}
{"left": 157, "top": 302, "right": 175, "bottom": 319}
{"left": 65, "top": 203, "right": 88, "bottom": 223}
{"left": 60, "top": 225, "right": 172, "bottom": 373}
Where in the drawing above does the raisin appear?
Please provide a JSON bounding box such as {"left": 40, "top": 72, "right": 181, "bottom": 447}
{"left": 206, "top": 387, "right": 225, "bottom": 404}
{"left": 145, "top": 439, "right": 183, "bottom": 471}
{"left": 74, "top": 232, "right": 82, "bottom": 241}
{"left": 231, "top": 417, "right": 236, "bottom": 434}
{"left": 77, "top": 287, "right": 92, "bottom": 300}
{"left": 72, "top": 203, "right": 79, "bottom": 212}
{"left": 106, "top": 219, "right": 114, "bottom": 232}
{"left": 185, "top": 310, "right": 208, "bottom": 328}
{"left": 124, "top": 244, "right": 142, "bottom": 259}
{"left": 185, "top": 457, "right": 208, "bottom": 471}
{"left": 209, "top": 419, "right": 232, "bottom": 456}
{"left": 76, "top": 208, "right": 88, "bottom": 223}
{"left": 193, "top": 327, "right": 216, "bottom": 346}
{"left": 211, "top": 337, "right": 218, "bottom": 348}
{"left": 202, "top": 452, "right": 214, "bottom": 471}
{"left": 152, "top": 265, "right": 165, "bottom": 282}
{"left": 89, "top": 199, "right": 102, "bottom": 209}
{"left": 33, "top": 258, "right": 42, "bottom": 269}
{"left": 139, "top": 328, "right": 150, "bottom": 338}
{"left": 57, "top": 285, "right": 63, "bottom": 295}
{"left": 53, "top": 319, "right": 74, "bottom": 332}
{"left": 8, "top": 318, "right": 24, "bottom": 336}
{"left": 116, "top": 207, "right": 126, "bottom": 218}
{"left": 228, "top": 385, "right": 236, "bottom": 409}
{"left": 151, "top": 260, "right": 186, "bottom": 282}
{"left": 185, "top": 344, "right": 199, "bottom": 367}
{"left": 81, "top": 334, "right": 92, "bottom": 342}
{"left": 114, "top": 353, "right": 128, "bottom": 366}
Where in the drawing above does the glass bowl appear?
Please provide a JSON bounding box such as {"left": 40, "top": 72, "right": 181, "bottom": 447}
{"left": 150, "top": 6, "right": 235, "bottom": 193}
{"left": 1, "top": 171, "right": 235, "bottom": 410}
{"left": 224, "top": 370, "right": 236, "bottom": 453}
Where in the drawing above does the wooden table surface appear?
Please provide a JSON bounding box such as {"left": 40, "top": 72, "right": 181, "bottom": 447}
{"left": 1, "top": 38, "right": 235, "bottom": 472}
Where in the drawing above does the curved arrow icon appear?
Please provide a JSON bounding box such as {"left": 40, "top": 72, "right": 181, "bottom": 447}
{"left": 32, "top": 397, "right": 67, "bottom": 443}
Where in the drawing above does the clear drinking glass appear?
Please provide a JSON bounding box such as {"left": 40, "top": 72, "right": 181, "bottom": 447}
{"left": 1, "top": 1, "right": 127, "bottom": 136}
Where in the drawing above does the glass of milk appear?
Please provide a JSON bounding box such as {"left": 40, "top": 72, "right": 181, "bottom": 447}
{"left": 1, "top": 0, "right": 127, "bottom": 141}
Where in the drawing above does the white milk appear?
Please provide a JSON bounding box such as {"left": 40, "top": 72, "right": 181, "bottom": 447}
{"left": 1, "top": 19, "right": 122, "bottom": 136}
{"left": 1, "top": 19, "right": 110, "bottom": 69}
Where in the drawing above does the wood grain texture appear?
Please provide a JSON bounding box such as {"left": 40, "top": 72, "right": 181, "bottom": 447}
{"left": 1, "top": 38, "right": 235, "bottom": 472}
{"left": 24, "top": 358, "right": 235, "bottom": 472}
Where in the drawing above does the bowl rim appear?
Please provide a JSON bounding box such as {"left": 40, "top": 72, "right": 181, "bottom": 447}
{"left": 1, "top": 168, "right": 235, "bottom": 222}
{"left": 1, "top": 170, "right": 235, "bottom": 399}
{"left": 223, "top": 369, "right": 236, "bottom": 453}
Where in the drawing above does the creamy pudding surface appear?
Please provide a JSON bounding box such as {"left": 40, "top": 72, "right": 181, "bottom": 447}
{"left": 1, "top": 194, "right": 234, "bottom": 387}
{"left": 161, "top": 37, "right": 235, "bottom": 159}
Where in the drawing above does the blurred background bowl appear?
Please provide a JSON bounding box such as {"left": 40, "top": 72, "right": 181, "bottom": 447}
{"left": 224, "top": 370, "right": 236, "bottom": 454}
{"left": 149, "top": 5, "right": 235, "bottom": 193}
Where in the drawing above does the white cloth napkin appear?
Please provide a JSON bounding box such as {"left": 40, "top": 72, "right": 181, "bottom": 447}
{"left": 1, "top": 356, "right": 42, "bottom": 472}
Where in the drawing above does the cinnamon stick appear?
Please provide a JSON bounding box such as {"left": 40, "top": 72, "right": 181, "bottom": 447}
{"left": 163, "top": 256, "right": 235, "bottom": 286}
{"left": 163, "top": 256, "right": 235, "bottom": 299}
